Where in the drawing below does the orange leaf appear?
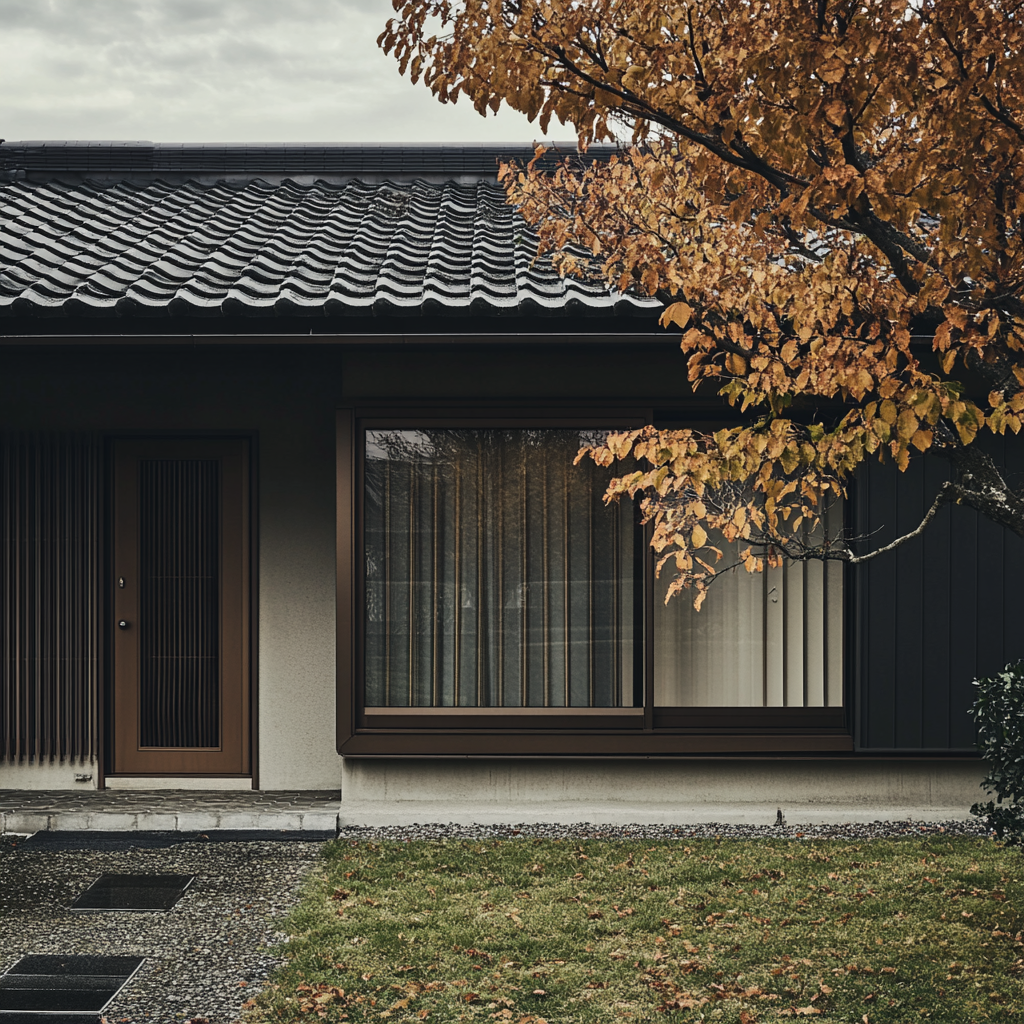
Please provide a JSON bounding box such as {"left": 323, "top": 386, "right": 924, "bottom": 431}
{"left": 661, "top": 302, "right": 693, "bottom": 330}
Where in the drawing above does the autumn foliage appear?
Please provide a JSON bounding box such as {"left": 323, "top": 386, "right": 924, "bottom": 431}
{"left": 380, "top": 0, "right": 1024, "bottom": 606}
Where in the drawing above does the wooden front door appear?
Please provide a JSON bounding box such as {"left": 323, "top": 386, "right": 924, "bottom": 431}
{"left": 111, "top": 439, "right": 250, "bottom": 775}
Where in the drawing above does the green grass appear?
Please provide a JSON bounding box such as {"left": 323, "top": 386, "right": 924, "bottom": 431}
{"left": 243, "top": 836, "right": 1024, "bottom": 1023}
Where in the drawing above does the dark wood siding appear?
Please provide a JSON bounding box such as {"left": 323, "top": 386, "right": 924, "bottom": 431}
{"left": 1, "top": 432, "right": 99, "bottom": 764}
{"left": 854, "top": 436, "right": 1024, "bottom": 751}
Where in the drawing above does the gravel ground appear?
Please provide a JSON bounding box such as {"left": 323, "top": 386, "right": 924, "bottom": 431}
{"left": 0, "top": 818, "right": 996, "bottom": 1023}
{"left": 0, "top": 835, "right": 324, "bottom": 1024}
{"left": 335, "top": 818, "right": 993, "bottom": 841}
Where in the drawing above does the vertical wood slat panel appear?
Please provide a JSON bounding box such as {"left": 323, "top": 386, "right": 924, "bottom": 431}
{"left": 803, "top": 557, "right": 826, "bottom": 707}
{"left": 138, "top": 459, "right": 220, "bottom": 749}
{"left": 824, "top": 502, "right": 845, "bottom": 708}
{"left": 1, "top": 432, "right": 98, "bottom": 763}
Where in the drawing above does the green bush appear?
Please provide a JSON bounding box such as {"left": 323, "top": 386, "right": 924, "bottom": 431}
{"left": 971, "top": 661, "right": 1024, "bottom": 844}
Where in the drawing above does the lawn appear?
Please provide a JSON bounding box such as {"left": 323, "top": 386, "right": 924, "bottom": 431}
{"left": 242, "top": 835, "right": 1024, "bottom": 1023}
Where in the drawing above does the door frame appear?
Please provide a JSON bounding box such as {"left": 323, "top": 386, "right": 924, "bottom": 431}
{"left": 101, "top": 431, "right": 258, "bottom": 787}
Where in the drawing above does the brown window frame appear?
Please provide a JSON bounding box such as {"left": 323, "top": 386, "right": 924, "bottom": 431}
{"left": 337, "top": 405, "right": 853, "bottom": 756}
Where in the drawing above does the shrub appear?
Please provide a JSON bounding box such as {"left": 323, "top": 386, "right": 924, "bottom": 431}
{"left": 970, "top": 661, "right": 1024, "bottom": 844}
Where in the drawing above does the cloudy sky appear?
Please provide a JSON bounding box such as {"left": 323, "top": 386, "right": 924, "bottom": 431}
{"left": 0, "top": 0, "right": 543, "bottom": 143}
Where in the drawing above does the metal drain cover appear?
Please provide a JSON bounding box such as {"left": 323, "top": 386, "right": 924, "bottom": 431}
{"left": 71, "top": 874, "right": 194, "bottom": 912}
{"left": 0, "top": 955, "right": 144, "bottom": 1016}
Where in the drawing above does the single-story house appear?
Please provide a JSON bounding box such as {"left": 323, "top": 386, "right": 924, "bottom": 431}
{"left": 0, "top": 141, "right": 1014, "bottom": 821}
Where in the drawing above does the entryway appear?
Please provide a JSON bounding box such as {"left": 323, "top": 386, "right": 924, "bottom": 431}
{"left": 110, "top": 438, "right": 251, "bottom": 777}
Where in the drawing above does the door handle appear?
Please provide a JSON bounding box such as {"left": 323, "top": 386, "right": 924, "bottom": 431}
{"left": 118, "top": 620, "right": 130, "bottom": 629}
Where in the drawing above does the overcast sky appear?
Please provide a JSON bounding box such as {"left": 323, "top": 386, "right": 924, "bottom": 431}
{"left": 0, "top": 0, "right": 544, "bottom": 143}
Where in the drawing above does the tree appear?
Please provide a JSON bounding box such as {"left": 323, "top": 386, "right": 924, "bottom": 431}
{"left": 380, "top": 0, "right": 1024, "bottom": 607}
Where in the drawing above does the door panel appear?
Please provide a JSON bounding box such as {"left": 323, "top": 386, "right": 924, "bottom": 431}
{"left": 112, "top": 439, "right": 249, "bottom": 775}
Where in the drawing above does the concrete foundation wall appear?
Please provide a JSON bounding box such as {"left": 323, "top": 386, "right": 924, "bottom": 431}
{"left": 340, "top": 757, "right": 988, "bottom": 824}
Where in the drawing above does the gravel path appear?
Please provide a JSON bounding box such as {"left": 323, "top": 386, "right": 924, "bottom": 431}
{"left": 0, "top": 835, "right": 324, "bottom": 1024}
{"left": 335, "top": 818, "right": 993, "bottom": 841}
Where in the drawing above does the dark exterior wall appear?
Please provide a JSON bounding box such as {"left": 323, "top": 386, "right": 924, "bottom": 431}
{"left": 2, "top": 338, "right": 1016, "bottom": 763}
{"left": 853, "top": 435, "right": 1024, "bottom": 752}
{"left": 340, "top": 343, "right": 693, "bottom": 400}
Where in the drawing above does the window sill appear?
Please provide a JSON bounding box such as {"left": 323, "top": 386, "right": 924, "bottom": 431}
{"left": 340, "top": 731, "right": 855, "bottom": 756}
{"left": 360, "top": 710, "right": 643, "bottom": 730}
{"left": 356, "top": 708, "right": 844, "bottom": 735}
{"left": 653, "top": 707, "right": 846, "bottom": 731}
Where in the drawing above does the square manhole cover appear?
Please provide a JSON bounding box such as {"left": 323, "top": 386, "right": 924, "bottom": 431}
{"left": 71, "top": 874, "right": 194, "bottom": 912}
{"left": 0, "top": 954, "right": 144, "bottom": 1015}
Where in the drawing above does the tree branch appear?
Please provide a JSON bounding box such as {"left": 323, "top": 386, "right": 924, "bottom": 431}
{"left": 842, "top": 482, "right": 955, "bottom": 564}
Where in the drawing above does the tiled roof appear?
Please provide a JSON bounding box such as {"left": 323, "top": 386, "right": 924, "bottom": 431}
{"left": 0, "top": 145, "right": 657, "bottom": 319}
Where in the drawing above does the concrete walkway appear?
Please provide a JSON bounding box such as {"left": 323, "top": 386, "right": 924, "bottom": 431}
{"left": 0, "top": 790, "right": 341, "bottom": 834}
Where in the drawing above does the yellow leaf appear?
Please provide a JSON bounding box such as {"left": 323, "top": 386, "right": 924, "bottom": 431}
{"left": 956, "top": 420, "right": 978, "bottom": 445}
{"left": 910, "top": 429, "right": 933, "bottom": 452}
{"left": 691, "top": 525, "right": 708, "bottom": 548}
{"left": 896, "top": 409, "right": 918, "bottom": 441}
{"left": 726, "top": 352, "right": 747, "bottom": 375}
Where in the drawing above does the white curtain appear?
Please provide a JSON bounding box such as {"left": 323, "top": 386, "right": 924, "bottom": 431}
{"left": 654, "top": 505, "right": 844, "bottom": 707}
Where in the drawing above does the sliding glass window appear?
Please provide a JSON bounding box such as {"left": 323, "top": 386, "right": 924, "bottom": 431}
{"left": 349, "top": 413, "right": 847, "bottom": 748}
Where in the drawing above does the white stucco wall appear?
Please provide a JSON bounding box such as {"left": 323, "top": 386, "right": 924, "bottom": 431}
{"left": 253, "top": 380, "right": 340, "bottom": 789}
{"left": 0, "top": 759, "right": 98, "bottom": 790}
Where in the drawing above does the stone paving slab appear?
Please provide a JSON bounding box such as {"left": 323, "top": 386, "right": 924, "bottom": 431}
{"left": 0, "top": 791, "right": 341, "bottom": 834}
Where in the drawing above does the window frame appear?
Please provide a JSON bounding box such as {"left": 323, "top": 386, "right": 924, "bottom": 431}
{"left": 337, "top": 405, "right": 853, "bottom": 756}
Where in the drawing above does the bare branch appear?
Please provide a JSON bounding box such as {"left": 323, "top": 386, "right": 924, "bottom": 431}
{"left": 843, "top": 483, "right": 956, "bottom": 564}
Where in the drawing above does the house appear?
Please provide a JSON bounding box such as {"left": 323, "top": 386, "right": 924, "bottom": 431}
{"left": 0, "top": 141, "right": 1013, "bottom": 822}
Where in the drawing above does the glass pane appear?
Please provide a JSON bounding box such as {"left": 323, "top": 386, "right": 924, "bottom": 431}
{"left": 138, "top": 460, "right": 220, "bottom": 747}
{"left": 364, "top": 428, "right": 636, "bottom": 707}
{"left": 654, "top": 508, "right": 844, "bottom": 707}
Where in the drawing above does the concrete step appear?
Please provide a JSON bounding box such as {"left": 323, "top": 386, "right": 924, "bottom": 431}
{"left": 0, "top": 790, "right": 340, "bottom": 834}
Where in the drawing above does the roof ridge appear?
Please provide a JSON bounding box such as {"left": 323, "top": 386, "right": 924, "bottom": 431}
{"left": 0, "top": 141, "right": 619, "bottom": 176}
